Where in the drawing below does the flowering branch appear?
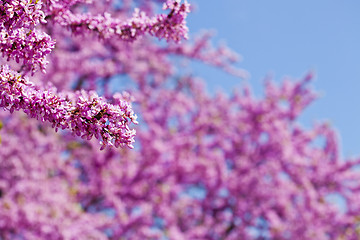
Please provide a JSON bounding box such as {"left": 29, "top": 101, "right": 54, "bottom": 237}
{"left": 49, "top": 0, "right": 190, "bottom": 42}
{"left": 0, "top": 27, "right": 55, "bottom": 73}
{"left": 0, "top": 65, "right": 137, "bottom": 149}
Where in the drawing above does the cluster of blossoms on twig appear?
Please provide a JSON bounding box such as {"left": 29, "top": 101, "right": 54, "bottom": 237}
{"left": 0, "top": 65, "right": 137, "bottom": 149}
{"left": 46, "top": 0, "right": 190, "bottom": 42}
{"left": 0, "top": 28, "right": 55, "bottom": 73}
{"left": 0, "top": 0, "right": 55, "bottom": 73}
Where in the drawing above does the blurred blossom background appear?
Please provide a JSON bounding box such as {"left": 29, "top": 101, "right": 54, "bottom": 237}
{"left": 187, "top": 0, "right": 360, "bottom": 158}
{"left": 2, "top": 1, "right": 360, "bottom": 238}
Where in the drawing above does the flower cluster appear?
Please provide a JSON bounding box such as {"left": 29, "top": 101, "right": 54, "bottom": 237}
{"left": 0, "top": 0, "right": 46, "bottom": 29}
{"left": 49, "top": 0, "right": 190, "bottom": 42}
{"left": 0, "top": 65, "right": 137, "bottom": 149}
{"left": 0, "top": 27, "right": 55, "bottom": 73}
{"left": 0, "top": 0, "right": 54, "bottom": 73}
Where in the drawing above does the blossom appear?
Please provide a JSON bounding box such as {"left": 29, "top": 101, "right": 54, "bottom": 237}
{"left": 0, "top": 65, "right": 137, "bottom": 149}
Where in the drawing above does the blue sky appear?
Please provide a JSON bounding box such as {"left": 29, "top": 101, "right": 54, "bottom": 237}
{"left": 186, "top": 0, "right": 360, "bottom": 158}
